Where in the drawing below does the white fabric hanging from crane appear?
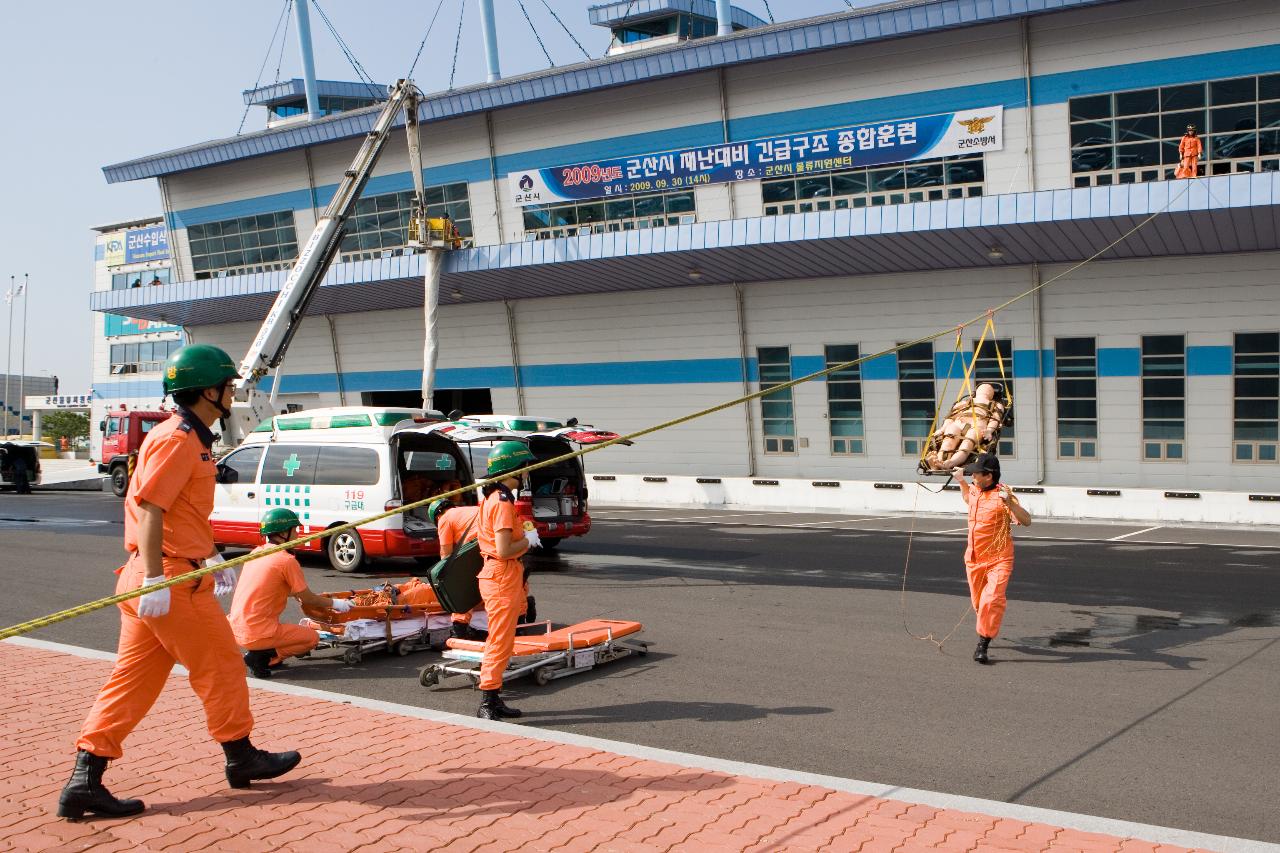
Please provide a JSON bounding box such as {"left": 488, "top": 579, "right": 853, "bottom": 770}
{"left": 421, "top": 248, "right": 443, "bottom": 410}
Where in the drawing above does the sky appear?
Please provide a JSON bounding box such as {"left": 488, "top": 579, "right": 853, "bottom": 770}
{"left": 0, "top": 0, "right": 870, "bottom": 391}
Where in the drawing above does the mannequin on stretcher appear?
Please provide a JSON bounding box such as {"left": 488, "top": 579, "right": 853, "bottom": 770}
{"left": 921, "top": 383, "right": 1010, "bottom": 472}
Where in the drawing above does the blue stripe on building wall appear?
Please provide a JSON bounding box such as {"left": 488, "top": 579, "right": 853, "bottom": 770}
{"left": 861, "top": 353, "right": 898, "bottom": 380}
{"left": 168, "top": 45, "right": 1280, "bottom": 230}
{"left": 1098, "top": 347, "right": 1141, "bottom": 377}
{"left": 1187, "top": 346, "right": 1233, "bottom": 376}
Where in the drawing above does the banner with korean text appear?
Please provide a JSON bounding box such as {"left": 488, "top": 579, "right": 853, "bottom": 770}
{"left": 508, "top": 106, "right": 1003, "bottom": 207}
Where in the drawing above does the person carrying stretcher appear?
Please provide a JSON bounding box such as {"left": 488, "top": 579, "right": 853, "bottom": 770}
{"left": 953, "top": 453, "right": 1031, "bottom": 665}
{"left": 474, "top": 441, "right": 542, "bottom": 720}
{"left": 229, "top": 508, "right": 354, "bottom": 678}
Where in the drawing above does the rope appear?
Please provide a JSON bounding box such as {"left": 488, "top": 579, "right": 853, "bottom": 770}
{"left": 518, "top": 0, "right": 556, "bottom": 69}
{"left": 0, "top": 182, "right": 1193, "bottom": 643}
{"left": 236, "top": 0, "right": 293, "bottom": 136}
{"left": 448, "top": 0, "right": 466, "bottom": 90}
{"left": 899, "top": 481, "right": 974, "bottom": 651}
{"left": 406, "top": 0, "right": 449, "bottom": 81}
{"left": 273, "top": 0, "right": 294, "bottom": 86}
{"left": 760, "top": 0, "right": 775, "bottom": 24}
{"left": 309, "top": 0, "right": 384, "bottom": 102}
{"left": 538, "top": 0, "right": 592, "bottom": 61}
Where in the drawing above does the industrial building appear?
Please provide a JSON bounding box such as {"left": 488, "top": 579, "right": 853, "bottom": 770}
{"left": 88, "top": 0, "right": 1280, "bottom": 516}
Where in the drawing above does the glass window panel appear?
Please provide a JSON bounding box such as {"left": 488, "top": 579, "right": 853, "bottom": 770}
{"left": 602, "top": 199, "right": 633, "bottom": 220}
{"left": 1212, "top": 133, "right": 1257, "bottom": 159}
{"left": 869, "top": 167, "right": 905, "bottom": 190}
{"left": 828, "top": 401, "right": 862, "bottom": 419}
{"left": 261, "top": 445, "right": 319, "bottom": 485}
{"left": 665, "top": 192, "right": 695, "bottom": 213}
{"left": 1262, "top": 74, "right": 1280, "bottom": 101}
{"left": 762, "top": 180, "right": 795, "bottom": 202}
{"left": 1058, "top": 421, "right": 1098, "bottom": 439}
{"left": 1235, "top": 422, "right": 1280, "bottom": 441}
{"left": 1236, "top": 332, "right": 1280, "bottom": 354}
{"left": 1057, "top": 400, "right": 1097, "bottom": 420}
{"left": 1115, "top": 88, "right": 1159, "bottom": 116}
{"left": 1070, "top": 94, "right": 1112, "bottom": 121}
{"left": 1235, "top": 377, "right": 1279, "bottom": 397}
{"left": 1163, "top": 110, "right": 1208, "bottom": 139}
{"left": 830, "top": 421, "right": 864, "bottom": 437}
{"left": 1142, "top": 378, "right": 1184, "bottom": 398}
{"left": 203, "top": 221, "right": 224, "bottom": 237}
{"left": 633, "top": 195, "right": 664, "bottom": 216}
{"left": 220, "top": 447, "right": 263, "bottom": 484}
{"left": 523, "top": 208, "right": 551, "bottom": 229}
{"left": 314, "top": 447, "right": 380, "bottom": 486}
{"left": 1143, "top": 422, "right": 1185, "bottom": 440}
{"left": 1073, "top": 147, "right": 1113, "bottom": 173}
{"left": 1211, "top": 77, "right": 1256, "bottom": 106}
{"left": 831, "top": 172, "right": 867, "bottom": 195}
{"left": 945, "top": 159, "right": 983, "bottom": 183}
{"left": 1161, "top": 83, "right": 1206, "bottom": 111}
{"left": 1260, "top": 130, "right": 1280, "bottom": 156}
{"left": 1116, "top": 115, "right": 1159, "bottom": 143}
{"left": 906, "top": 163, "right": 944, "bottom": 188}
{"left": 1116, "top": 142, "right": 1161, "bottom": 168}
{"left": 1143, "top": 399, "right": 1185, "bottom": 419}
{"left": 1055, "top": 337, "right": 1097, "bottom": 356}
{"left": 577, "top": 202, "right": 605, "bottom": 224}
{"left": 550, "top": 206, "right": 577, "bottom": 226}
{"left": 1142, "top": 335, "right": 1184, "bottom": 356}
{"left": 1235, "top": 399, "right": 1279, "bottom": 420}
{"left": 797, "top": 176, "right": 831, "bottom": 199}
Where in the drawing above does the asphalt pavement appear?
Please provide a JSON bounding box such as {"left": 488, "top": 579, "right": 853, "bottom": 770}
{"left": 2, "top": 491, "right": 1277, "bottom": 844}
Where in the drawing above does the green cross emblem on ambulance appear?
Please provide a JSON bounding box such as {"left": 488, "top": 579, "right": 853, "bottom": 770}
{"left": 282, "top": 453, "right": 301, "bottom": 477}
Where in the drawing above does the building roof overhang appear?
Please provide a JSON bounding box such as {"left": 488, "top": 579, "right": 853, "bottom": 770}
{"left": 102, "top": 0, "right": 1126, "bottom": 184}
{"left": 90, "top": 175, "right": 1279, "bottom": 327}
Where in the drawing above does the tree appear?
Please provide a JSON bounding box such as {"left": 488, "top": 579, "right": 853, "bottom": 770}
{"left": 43, "top": 411, "right": 90, "bottom": 443}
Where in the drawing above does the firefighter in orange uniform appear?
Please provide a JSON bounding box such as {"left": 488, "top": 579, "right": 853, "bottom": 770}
{"left": 953, "top": 453, "right": 1032, "bottom": 665}
{"left": 474, "top": 442, "right": 540, "bottom": 720}
{"left": 230, "top": 508, "right": 354, "bottom": 678}
{"left": 1175, "top": 124, "right": 1202, "bottom": 179}
{"left": 58, "top": 345, "right": 301, "bottom": 821}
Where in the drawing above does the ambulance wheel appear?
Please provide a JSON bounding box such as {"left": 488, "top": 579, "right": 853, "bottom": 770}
{"left": 109, "top": 465, "right": 129, "bottom": 498}
{"left": 328, "top": 529, "right": 366, "bottom": 572}
{"left": 540, "top": 537, "right": 562, "bottom": 551}
{"left": 343, "top": 648, "right": 362, "bottom": 666}
{"left": 420, "top": 668, "right": 439, "bottom": 687}
{"left": 534, "top": 666, "right": 553, "bottom": 687}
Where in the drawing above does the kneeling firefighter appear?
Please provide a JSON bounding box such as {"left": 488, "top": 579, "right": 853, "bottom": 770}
{"left": 60, "top": 344, "right": 300, "bottom": 821}
{"left": 230, "top": 508, "right": 354, "bottom": 678}
{"left": 475, "top": 441, "right": 542, "bottom": 720}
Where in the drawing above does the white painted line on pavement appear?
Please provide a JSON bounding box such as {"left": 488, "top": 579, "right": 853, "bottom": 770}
{"left": 9, "top": 636, "right": 1275, "bottom": 853}
{"left": 1108, "top": 525, "right": 1164, "bottom": 541}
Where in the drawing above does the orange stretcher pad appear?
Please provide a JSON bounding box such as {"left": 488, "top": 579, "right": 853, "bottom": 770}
{"left": 445, "top": 619, "right": 643, "bottom": 655}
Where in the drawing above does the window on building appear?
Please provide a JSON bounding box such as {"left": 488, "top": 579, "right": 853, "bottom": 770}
{"left": 188, "top": 211, "right": 298, "bottom": 279}
{"left": 1233, "top": 332, "right": 1279, "bottom": 463}
{"left": 109, "top": 339, "right": 182, "bottom": 375}
{"left": 1141, "top": 335, "right": 1186, "bottom": 461}
{"left": 825, "top": 344, "right": 864, "bottom": 455}
{"left": 763, "top": 154, "right": 984, "bottom": 216}
{"left": 522, "top": 191, "right": 695, "bottom": 239}
{"left": 897, "top": 342, "right": 935, "bottom": 457}
{"left": 339, "top": 183, "right": 473, "bottom": 260}
{"left": 758, "top": 346, "right": 795, "bottom": 454}
{"left": 1055, "top": 337, "right": 1098, "bottom": 459}
{"left": 1069, "top": 73, "right": 1280, "bottom": 188}
{"left": 972, "top": 338, "right": 1015, "bottom": 456}
{"left": 111, "top": 268, "right": 171, "bottom": 290}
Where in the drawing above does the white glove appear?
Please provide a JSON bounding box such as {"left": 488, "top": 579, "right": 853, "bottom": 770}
{"left": 523, "top": 527, "right": 542, "bottom": 549}
{"left": 137, "top": 574, "right": 171, "bottom": 618}
{"left": 330, "top": 597, "right": 354, "bottom": 613}
{"left": 206, "top": 556, "right": 236, "bottom": 597}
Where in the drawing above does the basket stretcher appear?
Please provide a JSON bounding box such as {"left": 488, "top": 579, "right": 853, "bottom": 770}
{"left": 419, "top": 619, "right": 649, "bottom": 688}
{"left": 301, "top": 583, "right": 451, "bottom": 665}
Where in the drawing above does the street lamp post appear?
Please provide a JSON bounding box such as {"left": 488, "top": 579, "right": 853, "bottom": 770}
{"left": 3, "top": 275, "right": 13, "bottom": 436}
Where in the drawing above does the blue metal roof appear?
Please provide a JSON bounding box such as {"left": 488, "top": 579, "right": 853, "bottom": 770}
{"left": 90, "top": 174, "right": 1280, "bottom": 327}
{"left": 103, "top": 0, "right": 1126, "bottom": 184}
{"left": 243, "top": 78, "right": 388, "bottom": 107}
{"left": 588, "top": 0, "right": 767, "bottom": 30}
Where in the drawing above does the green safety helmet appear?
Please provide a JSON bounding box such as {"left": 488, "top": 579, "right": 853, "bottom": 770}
{"left": 486, "top": 440, "right": 535, "bottom": 479}
{"left": 427, "top": 499, "right": 452, "bottom": 525}
{"left": 163, "top": 344, "right": 240, "bottom": 396}
{"left": 260, "top": 507, "right": 301, "bottom": 537}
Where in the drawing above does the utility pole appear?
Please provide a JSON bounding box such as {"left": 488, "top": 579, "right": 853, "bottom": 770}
{"left": 3, "top": 276, "right": 13, "bottom": 436}
{"left": 19, "top": 274, "right": 28, "bottom": 436}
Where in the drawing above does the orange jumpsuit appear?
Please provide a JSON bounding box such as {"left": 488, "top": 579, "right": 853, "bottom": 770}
{"left": 437, "top": 505, "right": 482, "bottom": 626}
{"left": 964, "top": 484, "right": 1018, "bottom": 639}
{"left": 1175, "top": 133, "right": 1202, "bottom": 179}
{"left": 476, "top": 490, "right": 525, "bottom": 690}
{"left": 229, "top": 547, "right": 319, "bottom": 664}
{"left": 77, "top": 413, "right": 253, "bottom": 759}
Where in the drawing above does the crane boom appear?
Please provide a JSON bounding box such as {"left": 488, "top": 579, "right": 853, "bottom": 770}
{"left": 221, "top": 79, "right": 424, "bottom": 445}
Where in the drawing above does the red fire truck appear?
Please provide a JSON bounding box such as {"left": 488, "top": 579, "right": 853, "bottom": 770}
{"left": 98, "top": 406, "right": 171, "bottom": 496}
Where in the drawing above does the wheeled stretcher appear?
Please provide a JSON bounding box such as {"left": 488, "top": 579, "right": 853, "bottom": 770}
{"left": 301, "top": 582, "right": 452, "bottom": 665}
{"left": 419, "top": 619, "right": 649, "bottom": 688}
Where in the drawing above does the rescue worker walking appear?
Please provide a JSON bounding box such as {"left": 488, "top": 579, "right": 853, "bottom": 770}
{"left": 953, "top": 453, "right": 1032, "bottom": 665}
{"left": 429, "top": 498, "right": 483, "bottom": 639}
{"left": 58, "top": 344, "right": 301, "bottom": 821}
{"left": 230, "top": 508, "right": 354, "bottom": 678}
{"left": 475, "top": 442, "right": 541, "bottom": 720}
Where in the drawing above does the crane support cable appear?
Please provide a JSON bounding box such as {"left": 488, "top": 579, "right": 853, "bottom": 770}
{"left": 406, "top": 0, "right": 449, "bottom": 81}
{"left": 518, "top": 0, "right": 556, "bottom": 69}
{"left": 537, "top": 0, "right": 592, "bottom": 61}
{"left": 0, "top": 183, "right": 1192, "bottom": 643}
{"left": 309, "top": 0, "right": 385, "bottom": 101}
{"left": 448, "top": 0, "right": 467, "bottom": 90}
{"left": 237, "top": 0, "right": 294, "bottom": 136}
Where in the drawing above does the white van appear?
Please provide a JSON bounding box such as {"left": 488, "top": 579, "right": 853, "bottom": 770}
{"left": 211, "top": 406, "right": 460, "bottom": 571}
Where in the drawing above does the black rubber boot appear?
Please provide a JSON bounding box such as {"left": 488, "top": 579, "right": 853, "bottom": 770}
{"left": 243, "top": 649, "right": 274, "bottom": 679}
{"left": 222, "top": 737, "right": 302, "bottom": 789}
{"left": 450, "top": 622, "right": 470, "bottom": 640}
{"left": 477, "top": 689, "right": 522, "bottom": 720}
{"left": 56, "top": 750, "right": 145, "bottom": 820}
{"left": 973, "top": 635, "right": 992, "bottom": 665}
{"left": 524, "top": 595, "right": 537, "bottom": 624}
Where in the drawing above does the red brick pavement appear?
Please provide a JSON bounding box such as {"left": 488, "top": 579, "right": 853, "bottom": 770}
{"left": 0, "top": 643, "right": 1212, "bottom": 853}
